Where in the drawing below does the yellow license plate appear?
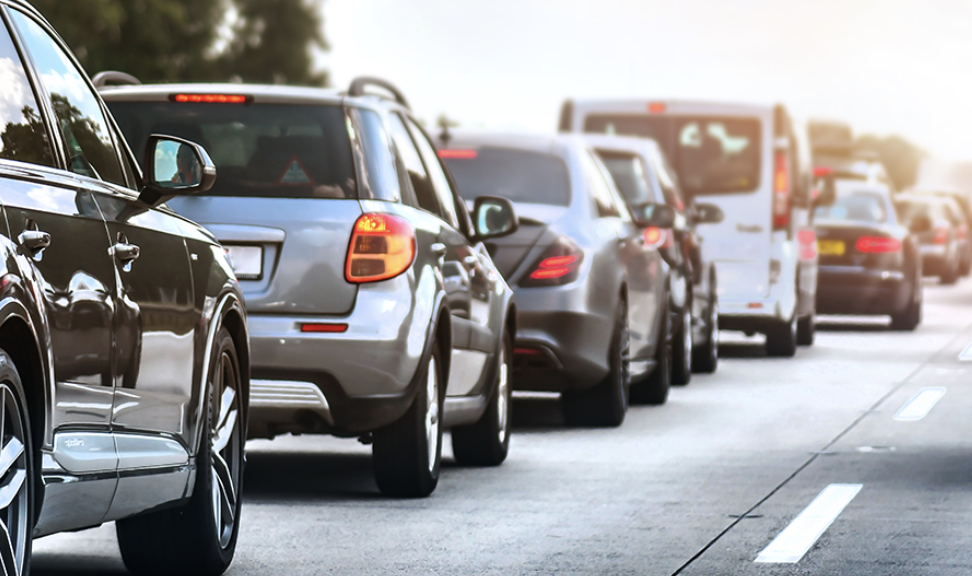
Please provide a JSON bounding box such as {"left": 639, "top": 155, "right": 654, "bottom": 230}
{"left": 817, "top": 240, "right": 845, "bottom": 256}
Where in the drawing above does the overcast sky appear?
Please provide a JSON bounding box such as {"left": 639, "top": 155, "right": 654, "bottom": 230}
{"left": 322, "top": 0, "right": 972, "bottom": 161}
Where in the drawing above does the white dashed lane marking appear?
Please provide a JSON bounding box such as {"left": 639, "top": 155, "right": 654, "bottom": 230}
{"left": 893, "top": 387, "right": 946, "bottom": 421}
{"left": 754, "top": 484, "right": 863, "bottom": 564}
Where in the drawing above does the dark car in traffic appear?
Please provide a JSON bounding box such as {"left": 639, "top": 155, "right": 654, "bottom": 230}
{"left": 895, "top": 193, "right": 962, "bottom": 285}
{"left": 912, "top": 189, "right": 972, "bottom": 276}
{"left": 439, "top": 132, "right": 675, "bottom": 426}
{"left": 815, "top": 180, "right": 922, "bottom": 330}
{"left": 0, "top": 2, "right": 249, "bottom": 574}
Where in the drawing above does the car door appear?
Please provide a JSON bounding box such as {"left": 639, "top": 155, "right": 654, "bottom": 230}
{"left": 5, "top": 6, "right": 121, "bottom": 530}
{"left": 406, "top": 116, "right": 498, "bottom": 397}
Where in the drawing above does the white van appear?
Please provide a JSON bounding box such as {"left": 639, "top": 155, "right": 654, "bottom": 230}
{"left": 562, "top": 99, "right": 821, "bottom": 356}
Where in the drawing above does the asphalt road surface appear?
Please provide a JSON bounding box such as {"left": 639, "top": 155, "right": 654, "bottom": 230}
{"left": 33, "top": 278, "right": 972, "bottom": 575}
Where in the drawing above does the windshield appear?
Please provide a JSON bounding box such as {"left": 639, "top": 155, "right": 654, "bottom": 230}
{"left": 442, "top": 147, "right": 570, "bottom": 206}
{"left": 108, "top": 101, "right": 357, "bottom": 199}
{"left": 584, "top": 114, "right": 762, "bottom": 196}
{"left": 815, "top": 192, "right": 887, "bottom": 223}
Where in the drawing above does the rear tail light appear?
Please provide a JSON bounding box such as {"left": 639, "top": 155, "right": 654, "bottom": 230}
{"left": 933, "top": 225, "right": 950, "bottom": 245}
{"left": 797, "top": 229, "right": 817, "bottom": 260}
{"left": 437, "top": 149, "right": 477, "bottom": 159}
{"left": 643, "top": 227, "right": 674, "bottom": 249}
{"left": 773, "top": 150, "right": 790, "bottom": 230}
{"left": 520, "top": 237, "right": 584, "bottom": 287}
{"left": 345, "top": 213, "right": 416, "bottom": 283}
{"left": 171, "top": 93, "right": 251, "bottom": 104}
{"left": 856, "top": 236, "right": 902, "bottom": 253}
{"left": 812, "top": 166, "right": 833, "bottom": 178}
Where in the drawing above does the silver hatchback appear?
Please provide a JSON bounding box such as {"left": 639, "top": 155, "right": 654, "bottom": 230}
{"left": 103, "top": 78, "right": 519, "bottom": 497}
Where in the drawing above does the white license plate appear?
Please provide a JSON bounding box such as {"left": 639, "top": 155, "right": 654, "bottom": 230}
{"left": 224, "top": 245, "right": 263, "bottom": 279}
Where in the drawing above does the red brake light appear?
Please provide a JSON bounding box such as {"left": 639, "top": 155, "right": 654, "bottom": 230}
{"left": 773, "top": 150, "right": 790, "bottom": 230}
{"left": 171, "top": 94, "right": 249, "bottom": 104}
{"left": 437, "top": 150, "right": 477, "bottom": 159}
{"left": 647, "top": 102, "right": 667, "bottom": 114}
{"left": 797, "top": 229, "right": 817, "bottom": 260}
{"left": 933, "top": 225, "right": 950, "bottom": 245}
{"left": 522, "top": 237, "right": 583, "bottom": 287}
{"left": 812, "top": 166, "right": 833, "bottom": 178}
{"left": 856, "top": 236, "right": 901, "bottom": 253}
{"left": 643, "top": 227, "right": 664, "bottom": 247}
{"left": 345, "top": 213, "right": 416, "bottom": 283}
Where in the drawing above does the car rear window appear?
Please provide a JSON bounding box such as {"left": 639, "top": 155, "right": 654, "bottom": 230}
{"left": 108, "top": 101, "right": 356, "bottom": 199}
{"left": 583, "top": 114, "right": 762, "bottom": 196}
{"left": 815, "top": 192, "right": 887, "bottom": 223}
{"left": 895, "top": 200, "right": 935, "bottom": 223}
{"left": 442, "top": 147, "right": 570, "bottom": 206}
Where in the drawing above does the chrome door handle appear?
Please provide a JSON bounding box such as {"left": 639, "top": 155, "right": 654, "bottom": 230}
{"left": 112, "top": 242, "right": 140, "bottom": 262}
{"left": 18, "top": 229, "right": 50, "bottom": 252}
{"left": 431, "top": 243, "right": 447, "bottom": 257}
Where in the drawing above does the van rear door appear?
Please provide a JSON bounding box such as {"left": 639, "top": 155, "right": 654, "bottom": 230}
{"left": 578, "top": 101, "right": 773, "bottom": 302}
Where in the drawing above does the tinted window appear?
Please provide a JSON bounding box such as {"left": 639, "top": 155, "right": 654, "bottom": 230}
{"left": 406, "top": 119, "right": 459, "bottom": 228}
{"left": 443, "top": 147, "right": 570, "bottom": 206}
{"left": 0, "top": 20, "right": 52, "bottom": 167}
{"left": 895, "top": 200, "right": 935, "bottom": 223}
{"left": 352, "top": 108, "right": 400, "bottom": 202}
{"left": 598, "top": 152, "right": 654, "bottom": 207}
{"left": 647, "top": 148, "right": 686, "bottom": 210}
{"left": 584, "top": 114, "right": 762, "bottom": 196}
{"left": 815, "top": 192, "right": 887, "bottom": 223}
{"left": 110, "top": 101, "right": 356, "bottom": 199}
{"left": 387, "top": 114, "right": 438, "bottom": 214}
{"left": 582, "top": 151, "right": 621, "bottom": 218}
{"left": 11, "top": 10, "right": 124, "bottom": 185}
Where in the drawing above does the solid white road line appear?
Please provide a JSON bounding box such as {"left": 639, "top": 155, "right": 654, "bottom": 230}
{"left": 893, "top": 387, "right": 946, "bottom": 421}
{"left": 959, "top": 342, "right": 972, "bottom": 361}
{"left": 754, "top": 483, "right": 863, "bottom": 564}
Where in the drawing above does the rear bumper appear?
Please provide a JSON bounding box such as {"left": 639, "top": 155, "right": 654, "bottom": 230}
{"left": 510, "top": 284, "right": 614, "bottom": 392}
{"left": 816, "top": 266, "right": 911, "bottom": 315}
{"left": 919, "top": 245, "right": 951, "bottom": 275}
{"left": 245, "top": 276, "right": 432, "bottom": 436}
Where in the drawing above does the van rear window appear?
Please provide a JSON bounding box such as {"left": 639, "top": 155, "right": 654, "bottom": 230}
{"left": 108, "top": 102, "right": 356, "bottom": 199}
{"left": 442, "top": 147, "right": 570, "bottom": 206}
{"left": 584, "top": 114, "right": 762, "bottom": 196}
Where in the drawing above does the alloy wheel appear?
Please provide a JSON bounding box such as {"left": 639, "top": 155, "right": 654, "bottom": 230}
{"left": 0, "top": 383, "right": 28, "bottom": 576}
{"left": 425, "top": 357, "right": 440, "bottom": 474}
{"left": 211, "top": 351, "right": 242, "bottom": 550}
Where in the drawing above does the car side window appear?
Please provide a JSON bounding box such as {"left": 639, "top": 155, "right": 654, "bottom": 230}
{"left": 582, "top": 150, "right": 621, "bottom": 218}
{"left": 349, "top": 107, "right": 400, "bottom": 202}
{"left": 0, "top": 18, "right": 54, "bottom": 168}
{"left": 649, "top": 149, "right": 686, "bottom": 211}
{"left": 387, "top": 113, "right": 440, "bottom": 215}
{"left": 405, "top": 118, "right": 460, "bottom": 229}
{"left": 10, "top": 10, "right": 125, "bottom": 186}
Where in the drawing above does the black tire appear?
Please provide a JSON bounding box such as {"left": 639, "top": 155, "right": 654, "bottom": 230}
{"left": 797, "top": 313, "right": 815, "bottom": 346}
{"left": 691, "top": 285, "right": 718, "bottom": 374}
{"left": 940, "top": 257, "right": 960, "bottom": 285}
{"left": 765, "top": 313, "right": 797, "bottom": 357}
{"left": 631, "top": 299, "right": 671, "bottom": 405}
{"left": 117, "top": 327, "right": 245, "bottom": 576}
{"left": 561, "top": 300, "right": 630, "bottom": 427}
{"left": 671, "top": 302, "right": 692, "bottom": 386}
{"left": 0, "top": 351, "right": 35, "bottom": 576}
{"left": 373, "top": 338, "right": 443, "bottom": 497}
{"left": 452, "top": 330, "right": 512, "bottom": 466}
{"left": 890, "top": 278, "right": 922, "bottom": 331}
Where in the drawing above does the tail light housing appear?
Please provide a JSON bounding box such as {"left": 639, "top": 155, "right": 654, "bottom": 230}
{"left": 856, "top": 236, "right": 902, "bottom": 253}
{"left": 797, "top": 229, "right": 817, "bottom": 260}
{"left": 932, "top": 225, "right": 950, "bottom": 245}
{"left": 773, "top": 150, "right": 790, "bottom": 230}
{"left": 345, "top": 213, "right": 416, "bottom": 283}
{"left": 520, "top": 237, "right": 584, "bottom": 287}
{"left": 643, "top": 227, "right": 674, "bottom": 250}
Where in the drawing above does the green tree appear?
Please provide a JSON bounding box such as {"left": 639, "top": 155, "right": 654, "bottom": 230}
{"left": 28, "top": 0, "right": 328, "bottom": 85}
{"left": 856, "top": 134, "right": 926, "bottom": 191}
{"left": 220, "top": 0, "right": 328, "bottom": 86}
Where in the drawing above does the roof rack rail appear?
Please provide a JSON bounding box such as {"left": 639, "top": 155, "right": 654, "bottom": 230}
{"left": 347, "top": 77, "right": 409, "bottom": 110}
{"left": 92, "top": 71, "right": 141, "bottom": 89}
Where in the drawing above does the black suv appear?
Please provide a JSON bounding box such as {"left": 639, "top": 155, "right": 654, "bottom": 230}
{"left": 0, "top": 2, "right": 248, "bottom": 574}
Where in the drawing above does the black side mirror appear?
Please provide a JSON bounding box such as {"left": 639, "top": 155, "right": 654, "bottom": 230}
{"left": 694, "top": 202, "right": 724, "bottom": 224}
{"left": 140, "top": 134, "right": 216, "bottom": 206}
{"left": 910, "top": 215, "right": 932, "bottom": 234}
{"left": 632, "top": 202, "right": 676, "bottom": 229}
{"left": 472, "top": 196, "right": 519, "bottom": 240}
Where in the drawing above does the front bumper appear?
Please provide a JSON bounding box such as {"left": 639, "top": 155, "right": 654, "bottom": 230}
{"left": 816, "top": 266, "right": 910, "bottom": 315}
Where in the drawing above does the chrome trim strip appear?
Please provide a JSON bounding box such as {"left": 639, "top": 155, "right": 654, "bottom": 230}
{"left": 250, "top": 380, "right": 333, "bottom": 425}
